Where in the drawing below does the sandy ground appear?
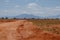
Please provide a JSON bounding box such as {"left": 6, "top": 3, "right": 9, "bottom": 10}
{"left": 0, "top": 20, "right": 60, "bottom": 40}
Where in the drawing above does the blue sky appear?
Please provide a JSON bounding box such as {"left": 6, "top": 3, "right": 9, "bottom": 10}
{"left": 0, "top": 0, "right": 60, "bottom": 17}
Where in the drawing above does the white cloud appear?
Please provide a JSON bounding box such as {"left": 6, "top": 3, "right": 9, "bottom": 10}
{"left": 15, "top": 5, "right": 20, "bottom": 8}
{"left": 26, "top": 3, "right": 60, "bottom": 17}
{"left": 56, "top": 6, "right": 60, "bottom": 8}
{"left": 27, "top": 3, "right": 39, "bottom": 8}
{"left": 0, "top": 2, "right": 60, "bottom": 17}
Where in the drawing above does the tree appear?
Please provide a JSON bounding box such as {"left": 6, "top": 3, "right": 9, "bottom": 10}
{"left": 13, "top": 17, "right": 16, "bottom": 19}
{"left": 5, "top": 17, "right": 8, "bottom": 19}
{"left": 56, "top": 18, "right": 59, "bottom": 20}
{"left": 1, "top": 17, "right": 4, "bottom": 19}
{"left": 32, "top": 18, "right": 35, "bottom": 19}
{"left": 24, "top": 18, "right": 26, "bottom": 19}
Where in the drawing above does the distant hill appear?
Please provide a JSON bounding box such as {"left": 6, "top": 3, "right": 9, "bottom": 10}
{"left": 15, "top": 14, "right": 40, "bottom": 19}
{"left": 1, "top": 14, "right": 60, "bottom": 19}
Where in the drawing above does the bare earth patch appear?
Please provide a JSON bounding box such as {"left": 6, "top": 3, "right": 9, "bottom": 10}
{"left": 0, "top": 20, "right": 60, "bottom": 40}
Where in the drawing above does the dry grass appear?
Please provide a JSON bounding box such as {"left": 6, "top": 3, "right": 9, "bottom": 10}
{"left": 0, "top": 19, "right": 60, "bottom": 40}
{"left": 0, "top": 19, "right": 18, "bottom": 23}
{"left": 0, "top": 19, "right": 60, "bottom": 34}
{"left": 27, "top": 19, "right": 60, "bottom": 25}
{"left": 27, "top": 19, "right": 60, "bottom": 34}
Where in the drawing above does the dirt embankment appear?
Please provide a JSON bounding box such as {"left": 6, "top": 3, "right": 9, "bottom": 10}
{"left": 0, "top": 20, "right": 60, "bottom": 40}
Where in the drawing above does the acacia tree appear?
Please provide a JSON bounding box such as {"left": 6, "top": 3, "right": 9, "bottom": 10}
{"left": 1, "top": 17, "right": 4, "bottom": 19}
{"left": 56, "top": 18, "right": 59, "bottom": 20}
{"left": 5, "top": 17, "right": 8, "bottom": 19}
{"left": 24, "top": 18, "right": 26, "bottom": 19}
{"left": 32, "top": 18, "right": 35, "bottom": 19}
{"left": 13, "top": 17, "right": 16, "bottom": 19}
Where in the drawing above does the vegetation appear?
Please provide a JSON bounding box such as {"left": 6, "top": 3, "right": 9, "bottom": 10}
{"left": 13, "top": 17, "right": 16, "bottom": 19}
{"left": 5, "top": 17, "right": 8, "bottom": 19}
{"left": 28, "top": 19, "right": 60, "bottom": 25}
{"left": 27, "top": 19, "right": 60, "bottom": 34}
{"left": 0, "top": 18, "right": 60, "bottom": 34}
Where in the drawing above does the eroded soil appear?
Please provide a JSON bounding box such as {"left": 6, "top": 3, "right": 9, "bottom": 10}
{"left": 0, "top": 20, "right": 60, "bottom": 40}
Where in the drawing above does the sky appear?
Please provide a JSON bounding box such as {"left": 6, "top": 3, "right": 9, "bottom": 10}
{"left": 0, "top": 0, "right": 60, "bottom": 17}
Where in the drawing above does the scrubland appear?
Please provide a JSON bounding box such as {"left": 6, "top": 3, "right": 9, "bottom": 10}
{"left": 0, "top": 19, "right": 60, "bottom": 40}
{"left": 28, "top": 19, "right": 60, "bottom": 34}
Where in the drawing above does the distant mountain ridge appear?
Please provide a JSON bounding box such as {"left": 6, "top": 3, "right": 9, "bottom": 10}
{"left": 1, "top": 14, "right": 60, "bottom": 19}
{"left": 15, "top": 14, "right": 40, "bottom": 18}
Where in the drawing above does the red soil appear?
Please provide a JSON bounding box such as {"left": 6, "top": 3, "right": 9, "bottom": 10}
{"left": 0, "top": 20, "right": 60, "bottom": 40}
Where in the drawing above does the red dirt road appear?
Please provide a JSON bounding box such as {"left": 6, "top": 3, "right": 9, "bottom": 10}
{"left": 0, "top": 20, "right": 60, "bottom": 40}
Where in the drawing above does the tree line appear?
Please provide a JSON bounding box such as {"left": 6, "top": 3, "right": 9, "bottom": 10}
{"left": 0, "top": 17, "right": 60, "bottom": 20}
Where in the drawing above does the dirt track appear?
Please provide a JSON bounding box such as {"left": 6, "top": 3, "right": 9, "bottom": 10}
{"left": 0, "top": 20, "right": 60, "bottom": 40}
